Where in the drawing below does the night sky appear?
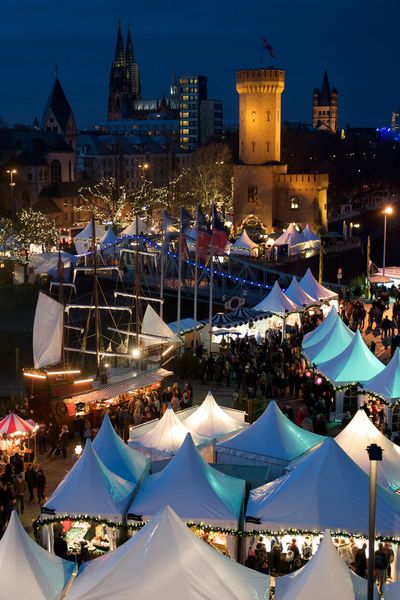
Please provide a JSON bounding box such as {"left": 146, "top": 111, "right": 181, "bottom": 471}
{"left": 1, "top": 0, "right": 398, "bottom": 130}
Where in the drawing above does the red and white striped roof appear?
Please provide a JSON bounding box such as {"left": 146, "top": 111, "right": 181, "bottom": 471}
{"left": 0, "top": 413, "right": 34, "bottom": 436}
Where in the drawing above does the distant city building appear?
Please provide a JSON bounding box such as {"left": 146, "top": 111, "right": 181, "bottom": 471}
{"left": 179, "top": 76, "right": 223, "bottom": 151}
{"left": 392, "top": 109, "right": 400, "bottom": 132}
{"left": 312, "top": 70, "right": 338, "bottom": 133}
{"left": 200, "top": 99, "right": 223, "bottom": 145}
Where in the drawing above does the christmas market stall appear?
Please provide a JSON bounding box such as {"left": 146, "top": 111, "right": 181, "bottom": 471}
{"left": 299, "top": 268, "right": 339, "bottom": 312}
{"left": 364, "top": 347, "right": 400, "bottom": 429}
{"left": 0, "top": 412, "right": 38, "bottom": 466}
{"left": 127, "top": 434, "right": 246, "bottom": 559}
{"left": 302, "top": 313, "right": 354, "bottom": 365}
{"left": 66, "top": 506, "right": 270, "bottom": 600}
{"left": 182, "top": 391, "right": 248, "bottom": 440}
{"left": 253, "top": 281, "right": 302, "bottom": 332}
{"left": 0, "top": 511, "right": 75, "bottom": 600}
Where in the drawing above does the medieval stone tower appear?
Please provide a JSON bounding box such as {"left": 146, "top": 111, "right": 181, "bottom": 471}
{"left": 312, "top": 70, "right": 338, "bottom": 133}
{"left": 233, "top": 68, "right": 328, "bottom": 232}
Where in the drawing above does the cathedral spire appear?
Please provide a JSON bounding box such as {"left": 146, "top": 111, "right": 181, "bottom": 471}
{"left": 114, "top": 20, "right": 125, "bottom": 67}
{"left": 319, "top": 69, "right": 331, "bottom": 105}
{"left": 125, "top": 23, "right": 135, "bottom": 66}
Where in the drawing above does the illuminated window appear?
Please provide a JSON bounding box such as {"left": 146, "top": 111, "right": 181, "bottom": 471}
{"left": 182, "top": 129, "right": 189, "bottom": 134}
{"left": 248, "top": 185, "right": 258, "bottom": 203}
{"left": 290, "top": 197, "right": 299, "bottom": 210}
{"left": 182, "top": 95, "right": 189, "bottom": 101}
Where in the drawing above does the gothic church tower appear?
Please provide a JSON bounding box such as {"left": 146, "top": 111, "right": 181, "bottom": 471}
{"left": 312, "top": 70, "right": 338, "bottom": 133}
{"left": 108, "top": 22, "right": 141, "bottom": 120}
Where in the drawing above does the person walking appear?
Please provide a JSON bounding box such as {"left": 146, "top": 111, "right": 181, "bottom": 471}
{"left": 59, "top": 425, "right": 69, "bottom": 459}
{"left": 374, "top": 542, "right": 388, "bottom": 595}
{"left": 25, "top": 464, "right": 37, "bottom": 503}
{"left": 14, "top": 473, "right": 27, "bottom": 515}
{"left": 355, "top": 543, "right": 367, "bottom": 578}
{"left": 36, "top": 469, "right": 46, "bottom": 504}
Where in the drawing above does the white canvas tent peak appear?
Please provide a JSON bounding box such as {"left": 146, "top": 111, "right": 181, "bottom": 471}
{"left": 93, "top": 414, "right": 150, "bottom": 484}
{"left": 303, "top": 317, "right": 354, "bottom": 365}
{"left": 74, "top": 221, "right": 106, "bottom": 255}
{"left": 98, "top": 228, "right": 118, "bottom": 248}
{"left": 275, "top": 529, "right": 372, "bottom": 600}
{"left": 245, "top": 438, "right": 400, "bottom": 537}
{"left": 230, "top": 229, "right": 258, "bottom": 256}
{"left": 364, "top": 347, "right": 400, "bottom": 402}
{"left": 254, "top": 281, "right": 300, "bottom": 315}
{"left": 0, "top": 511, "right": 75, "bottom": 600}
{"left": 285, "top": 276, "right": 319, "bottom": 307}
{"left": 33, "top": 292, "right": 63, "bottom": 369}
{"left": 183, "top": 391, "right": 247, "bottom": 438}
{"left": 302, "top": 306, "right": 338, "bottom": 349}
{"left": 274, "top": 223, "right": 304, "bottom": 246}
{"left": 128, "top": 434, "right": 245, "bottom": 528}
{"left": 299, "top": 268, "right": 338, "bottom": 301}
{"left": 316, "top": 330, "right": 384, "bottom": 386}
{"left": 335, "top": 409, "right": 400, "bottom": 492}
{"left": 66, "top": 506, "right": 269, "bottom": 600}
{"left": 141, "top": 304, "right": 182, "bottom": 347}
{"left": 43, "top": 440, "right": 134, "bottom": 521}
{"left": 301, "top": 224, "right": 319, "bottom": 242}
{"left": 128, "top": 406, "right": 211, "bottom": 460}
{"left": 121, "top": 217, "right": 150, "bottom": 237}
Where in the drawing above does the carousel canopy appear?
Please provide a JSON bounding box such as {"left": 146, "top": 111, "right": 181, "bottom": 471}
{"left": 302, "top": 306, "right": 338, "bottom": 349}
{"left": 0, "top": 511, "right": 75, "bottom": 600}
{"left": 299, "top": 269, "right": 338, "bottom": 301}
{"left": 275, "top": 529, "right": 371, "bottom": 600}
{"left": 364, "top": 347, "right": 400, "bottom": 401}
{"left": 128, "top": 406, "right": 211, "bottom": 460}
{"left": 67, "top": 506, "right": 269, "bottom": 600}
{"left": 301, "top": 224, "right": 319, "bottom": 242}
{"left": 384, "top": 580, "right": 400, "bottom": 600}
{"left": 74, "top": 221, "right": 106, "bottom": 254}
{"left": 285, "top": 276, "right": 318, "bottom": 308}
{"left": 230, "top": 229, "right": 258, "bottom": 256}
{"left": 254, "top": 281, "right": 300, "bottom": 316}
{"left": 0, "top": 413, "right": 35, "bottom": 436}
{"left": 42, "top": 441, "right": 134, "bottom": 521}
{"left": 335, "top": 409, "right": 400, "bottom": 492}
{"left": 183, "top": 391, "right": 247, "bottom": 438}
{"left": 216, "top": 401, "right": 324, "bottom": 466}
{"left": 92, "top": 414, "right": 150, "bottom": 484}
{"left": 303, "top": 317, "right": 354, "bottom": 365}
{"left": 245, "top": 438, "right": 400, "bottom": 537}
{"left": 141, "top": 305, "right": 181, "bottom": 346}
{"left": 274, "top": 223, "right": 304, "bottom": 246}
{"left": 316, "top": 330, "right": 384, "bottom": 386}
{"left": 128, "top": 434, "right": 246, "bottom": 528}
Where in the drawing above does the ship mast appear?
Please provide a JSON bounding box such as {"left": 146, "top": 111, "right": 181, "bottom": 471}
{"left": 91, "top": 214, "right": 101, "bottom": 370}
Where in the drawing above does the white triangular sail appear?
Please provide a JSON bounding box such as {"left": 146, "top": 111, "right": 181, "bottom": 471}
{"left": 141, "top": 305, "right": 181, "bottom": 347}
{"left": 33, "top": 292, "right": 63, "bottom": 369}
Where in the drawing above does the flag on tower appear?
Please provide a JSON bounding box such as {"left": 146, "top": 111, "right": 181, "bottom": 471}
{"left": 261, "top": 36, "right": 275, "bottom": 58}
{"left": 211, "top": 206, "right": 228, "bottom": 254}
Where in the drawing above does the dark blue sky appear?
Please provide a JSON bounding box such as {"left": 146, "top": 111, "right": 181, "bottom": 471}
{"left": 0, "top": 0, "right": 398, "bottom": 129}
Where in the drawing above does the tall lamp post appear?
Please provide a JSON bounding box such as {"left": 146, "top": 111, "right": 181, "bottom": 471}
{"left": 366, "top": 443, "right": 383, "bottom": 600}
{"left": 382, "top": 206, "right": 393, "bottom": 276}
{"left": 6, "top": 169, "right": 17, "bottom": 221}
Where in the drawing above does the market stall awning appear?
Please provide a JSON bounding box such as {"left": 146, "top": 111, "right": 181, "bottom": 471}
{"left": 65, "top": 368, "right": 172, "bottom": 405}
{"left": 0, "top": 413, "right": 35, "bottom": 436}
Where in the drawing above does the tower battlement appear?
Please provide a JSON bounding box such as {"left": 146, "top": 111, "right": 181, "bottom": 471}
{"left": 236, "top": 69, "right": 285, "bottom": 95}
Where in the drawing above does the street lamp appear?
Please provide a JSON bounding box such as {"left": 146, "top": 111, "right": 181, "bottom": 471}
{"left": 366, "top": 443, "right": 383, "bottom": 600}
{"left": 6, "top": 169, "right": 17, "bottom": 221}
{"left": 382, "top": 206, "right": 393, "bottom": 276}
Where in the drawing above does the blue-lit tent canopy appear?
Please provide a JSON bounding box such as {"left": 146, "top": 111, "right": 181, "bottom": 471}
{"left": 301, "top": 224, "right": 319, "bottom": 242}
{"left": 364, "top": 347, "right": 400, "bottom": 402}
{"left": 128, "top": 434, "right": 246, "bottom": 529}
{"left": 316, "top": 330, "right": 384, "bottom": 386}
{"left": 303, "top": 317, "right": 354, "bottom": 365}
{"left": 302, "top": 307, "right": 338, "bottom": 349}
{"left": 42, "top": 441, "right": 134, "bottom": 521}
{"left": 384, "top": 580, "right": 400, "bottom": 600}
{"left": 285, "top": 276, "right": 318, "bottom": 308}
{"left": 254, "top": 281, "right": 300, "bottom": 316}
{"left": 216, "top": 401, "right": 325, "bottom": 479}
{"left": 93, "top": 414, "right": 150, "bottom": 484}
{"left": 0, "top": 511, "right": 75, "bottom": 600}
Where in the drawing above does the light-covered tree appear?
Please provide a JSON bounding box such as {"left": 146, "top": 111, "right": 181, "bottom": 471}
{"left": 14, "top": 208, "right": 58, "bottom": 281}
{"left": 0, "top": 218, "right": 13, "bottom": 252}
{"left": 77, "top": 177, "right": 129, "bottom": 228}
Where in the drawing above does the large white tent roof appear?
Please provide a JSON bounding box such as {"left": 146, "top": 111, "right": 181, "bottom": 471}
{"left": 74, "top": 221, "right": 106, "bottom": 254}
{"left": 67, "top": 506, "right": 269, "bottom": 600}
{"left": 43, "top": 441, "right": 134, "bottom": 521}
{"left": 335, "top": 409, "right": 400, "bottom": 492}
{"left": 299, "top": 268, "right": 338, "bottom": 301}
{"left": 183, "top": 391, "right": 247, "bottom": 438}
{"left": 141, "top": 304, "right": 181, "bottom": 347}
{"left": 285, "top": 276, "right": 319, "bottom": 308}
{"left": 364, "top": 347, "right": 400, "bottom": 401}
{"left": 128, "top": 406, "right": 211, "bottom": 459}
{"left": 316, "top": 330, "right": 384, "bottom": 385}
{"left": 274, "top": 223, "right": 304, "bottom": 246}
{"left": 0, "top": 511, "right": 75, "bottom": 600}
{"left": 245, "top": 438, "right": 400, "bottom": 537}
{"left": 230, "top": 229, "right": 258, "bottom": 256}
{"left": 254, "top": 281, "right": 300, "bottom": 315}
{"left": 217, "top": 401, "right": 324, "bottom": 464}
{"left": 384, "top": 580, "right": 400, "bottom": 600}
{"left": 302, "top": 306, "right": 338, "bottom": 349}
{"left": 121, "top": 217, "right": 150, "bottom": 236}
{"left": 93, "top": 414, "right": 150, "bottom": 484}
{"left": 128, "top": 434, "right": 245, "bottom": 528}
{"left": 275, "top": 529, "right": 371, "bottom": 600}
{"left": 301, "top": 224, "right": 319, "bottom": 242}
{"left": 303, "top": 317, "right": 354, "bottom": 365}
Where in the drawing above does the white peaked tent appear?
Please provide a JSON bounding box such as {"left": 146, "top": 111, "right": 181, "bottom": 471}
{"left": 274, "top": 223, "right": 304, "bottom": 247}
{"left": 0, "top": 511, "right": 75, "bottom": 600}
{"left": 33, "top": 292, "right": 63, "bottom": 369}
{"left": 183, "top": 391, "right": 248, "bottom": 438}
{"left": 66, "top": 506, "right": 269, "bottom": 600}
{"left": 42, "top": 441, "right": 134, "bottom": 521}
{"left": 301, "top": 224, "right": 319, "bottom": 242}
{"left": 364, "top": 347, "right": 400, "bottom": 403}
{"left": 245, "top": 438, "right": 400, "bottom": 537}
{"left": 303, "top": 317, "right": 354, "bottom": 365}
{"left": 93, "top": 414, "right": 150, "bottom": 484}
{"left": 74, "top": 221, "right": 106, "bottom": 255}
{"left": 98, "top": 228, "right": 118, "bottom": 249}
{"left": 216, "top": 401, "right": 324, "bottom": 479}
{"left": 128, "top": 406, "right": 211, "bottom": 461}
{"left": 302, "top": 306, "right": 338, "bottom": 349}
{"left": 299, "top": 268, "right": 338, "bottom": 301}
{"left": 141, "top": 304, "right": 182, "bottom": 347}
{"left": 285, "top": 276, "right": 319, "bottom": 307}
{"left": 128, "top": 434, "right": 246, "bottom": 531}
{"left": 335, "top": 409, "right": 400, "bottom": 492}
{"left": 384, "top": 580, "right": 400, "bottom": 600}
{"left": 121, "top": 217, "right": 150, "bottom": 237}
{"left": 230, "top": 229, "right": 258, "bottom": 256}
{"left": 316, "top": 330, "right": 384, "bottom": 386}
{"left": 275, "top": 529, "right": 373, "bottom": 600}
{"left": 254, "top": 281, "right": 300, "bottom": 315}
